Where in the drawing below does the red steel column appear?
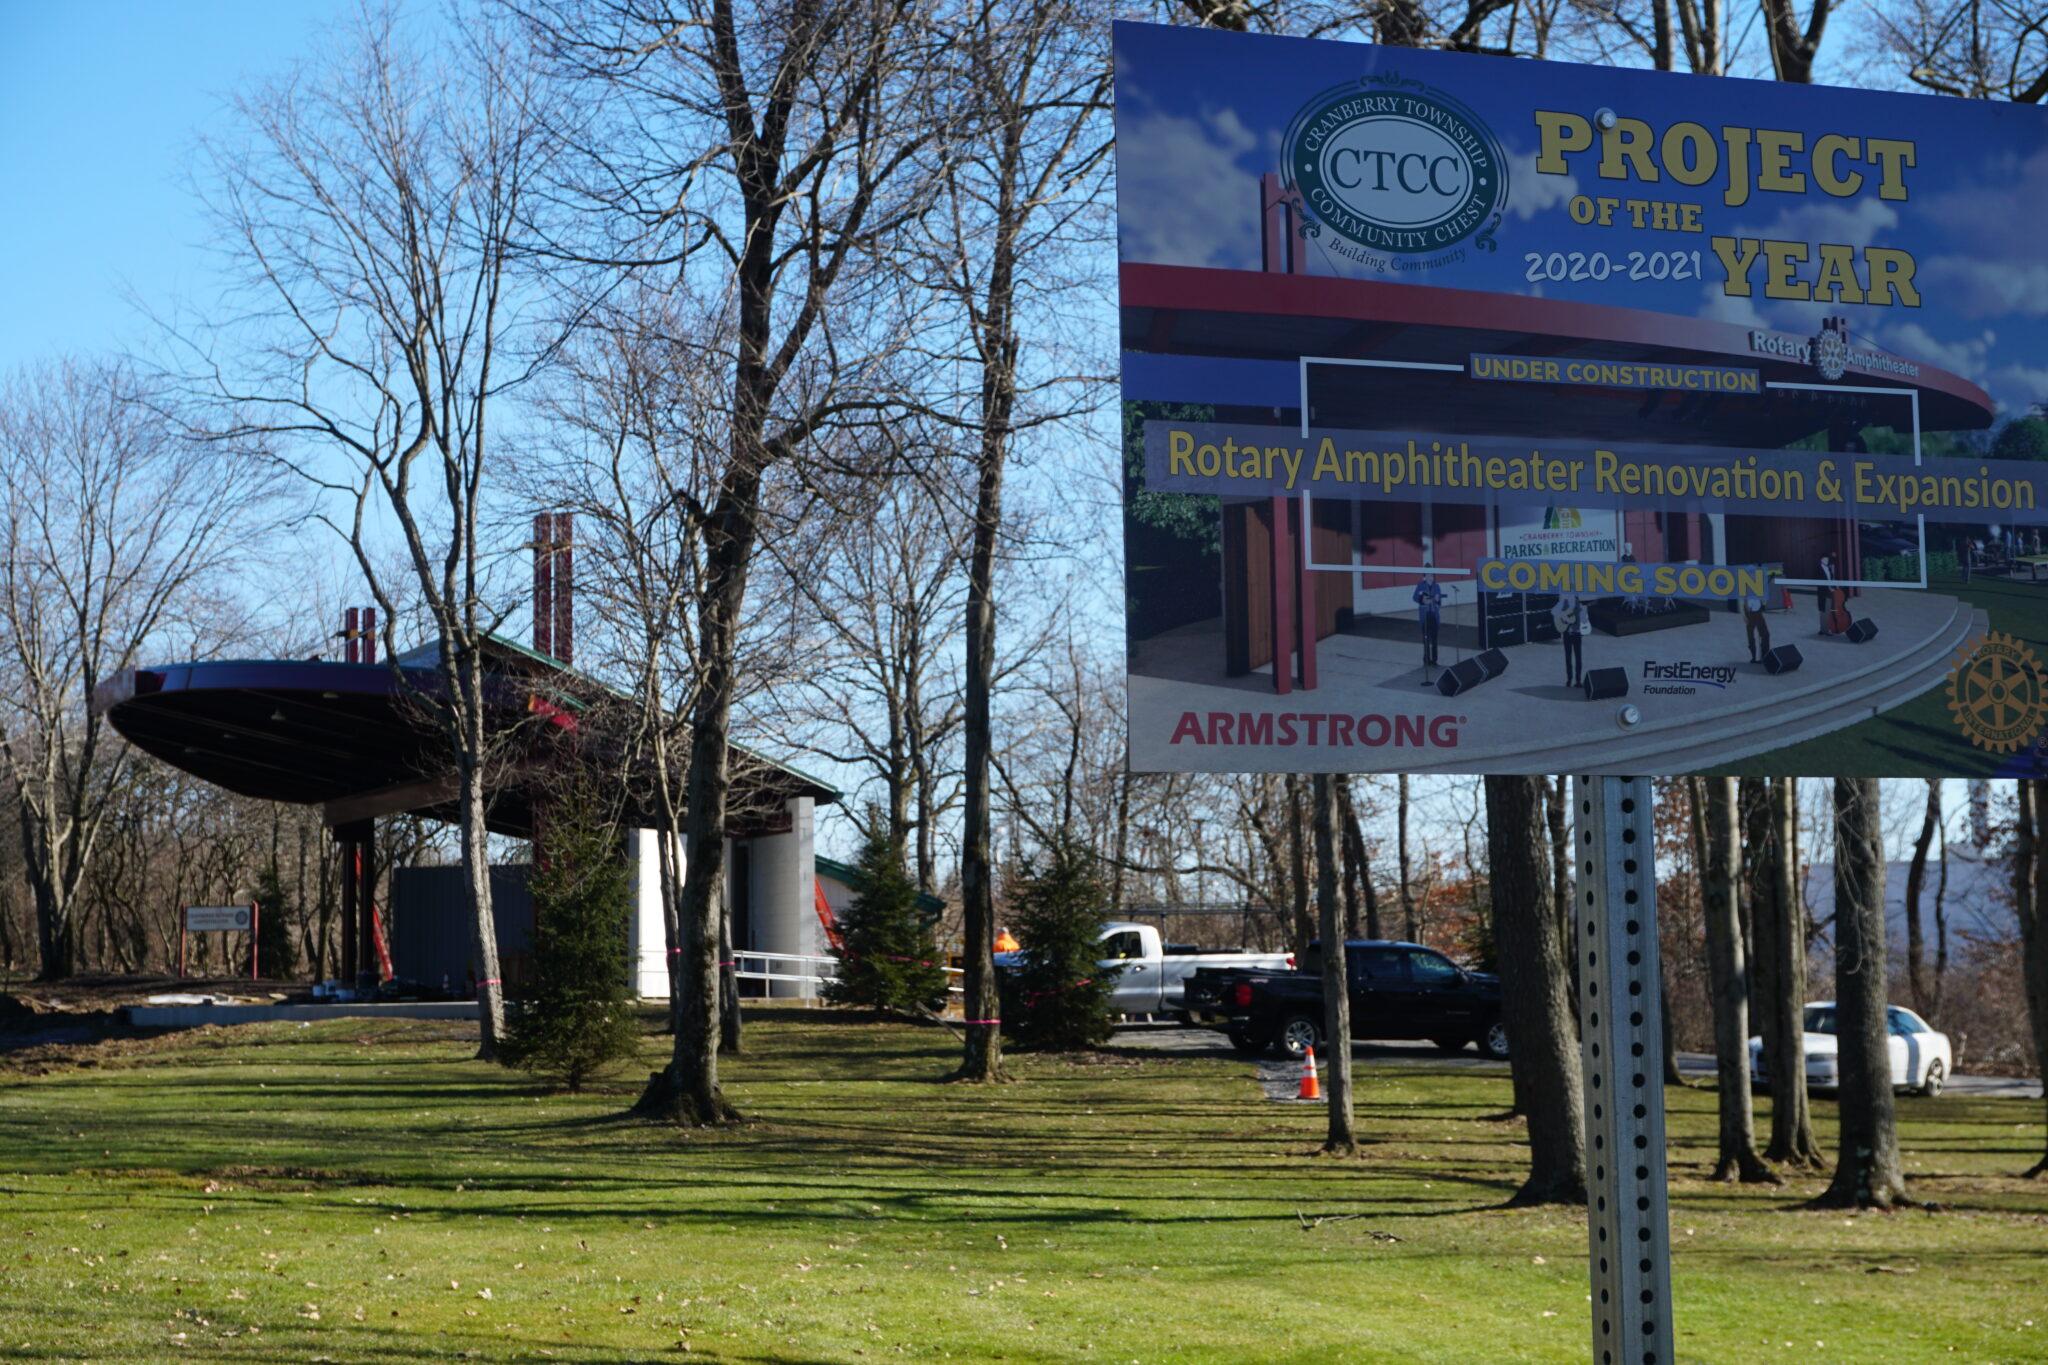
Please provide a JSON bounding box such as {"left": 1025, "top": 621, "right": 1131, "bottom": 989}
{"left": 1271, "top": 495, "right": 1294, "bottom": 695}
{"left": 339, "top": 835, "right": 359, "bottom": 986}
{"left": 359, "top": 830, "right": 378, "bottom": 992}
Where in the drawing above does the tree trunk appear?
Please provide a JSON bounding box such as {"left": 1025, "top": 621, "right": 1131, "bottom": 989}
{"left": 718, "top": 872, "right": 742, "bottom": 1055}
{"left": 635, "top": 517, "right": 751, "bottom": 1125}
{"left": 952, "top": 388, "right": 1008, "bottom": 1084}
{"left": 1546, "top": 778, "right": 1574, "bottom": 1003}
{"left": 1701, "top": 777, "right": 1775, "bottom": 1182}
{"left": 1314, "top": 775, "right": 1357, "bottom": 1156}
{"left": 1903, "top": 779, "right": 1938, "bottom": 1015}
{"left": 1814, "top": 777, "right": 1911, "bottom": 1208}
{"left": 1661, "top": 784, "right": 1689, "bottom": 1090}
{"left": 2018, "top": 781, "right": 2048, "bottom": 1177}
{"left": 459, "top": 758, "right": 506, "bottom": 1060}
{"left": 1397, "top": 774, "right": 1416, "bottom": 940}
{"left": 1660, "top": 960, "right": 1686, "bottom": 1086}
{"left": 1334, "top": 776, "right": 1364, "bottom": 940}
{"left": 1284, "top": 774, "right": 1313, "bottom": 958}
{"left": 27, "top": 853, "right": 74, "bottom": 981}
{"left": 1757, "top": 776, "right": 1823, "bottom": 1166}
{"left": 1932, "top": 819, "right": 1949, "bottom": 1021}
{"left": 1486, "top": 775, "right": 1585, "bottom": 1205}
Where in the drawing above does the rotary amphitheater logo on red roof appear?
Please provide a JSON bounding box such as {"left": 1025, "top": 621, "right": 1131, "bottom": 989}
{"left": 1813, "top": 317, "right": 1851, "bottom": 382}
{"left": 1282, "top": 73, "right": 1509, "bottom": 259}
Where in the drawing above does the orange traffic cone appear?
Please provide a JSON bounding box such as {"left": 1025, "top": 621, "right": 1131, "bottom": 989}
{"left": 1298, "top": 1045, "right": 1321, "bottom": 1100}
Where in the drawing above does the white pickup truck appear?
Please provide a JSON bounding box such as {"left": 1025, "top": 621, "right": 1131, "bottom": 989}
{"left": 998, "top": 922, "right": 1293, "bottom": 1021}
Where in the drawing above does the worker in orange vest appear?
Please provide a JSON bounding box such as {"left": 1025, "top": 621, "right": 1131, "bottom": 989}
{"left": 994, "top": 929, "right": 1020, "bottom": 952}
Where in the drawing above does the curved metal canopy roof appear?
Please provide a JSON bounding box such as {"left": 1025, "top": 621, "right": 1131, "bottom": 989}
{"left": 92, "top": 646, "right": 837, "bottom": 842}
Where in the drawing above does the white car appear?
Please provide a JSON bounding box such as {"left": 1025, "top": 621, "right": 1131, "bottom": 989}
{"left": 1748, "top": 1002, "right": 1952, "bottom": 1098}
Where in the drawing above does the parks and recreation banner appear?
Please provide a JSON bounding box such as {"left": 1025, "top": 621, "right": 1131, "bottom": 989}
{"left": 1114, "top": 21, "right": 2048, "bottom": 778}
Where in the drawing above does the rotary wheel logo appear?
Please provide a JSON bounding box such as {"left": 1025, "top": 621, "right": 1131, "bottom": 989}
{"left": 1812, "top": 326, "right": 1849, "bottom": 381}
{"left": 1946, "top": 631, "right": 2048, "bottom": 753}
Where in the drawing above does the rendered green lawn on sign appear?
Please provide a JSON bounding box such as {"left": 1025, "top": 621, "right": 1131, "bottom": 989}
{"left": 2, "top": 1010, "right": 2045, "bottom": 1364}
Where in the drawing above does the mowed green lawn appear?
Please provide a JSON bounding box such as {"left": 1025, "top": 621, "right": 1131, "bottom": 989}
{"left": 1, "top": 1010, "right": 2045, "bottom": 1364}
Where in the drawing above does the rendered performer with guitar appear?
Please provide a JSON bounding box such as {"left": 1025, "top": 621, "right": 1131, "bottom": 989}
{"left": 1553, "top": 594, "right": 1589, "bottom": 688}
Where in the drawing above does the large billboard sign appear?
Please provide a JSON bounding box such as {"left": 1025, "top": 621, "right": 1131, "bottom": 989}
{"left": 1116, "top": 23, "right": 2048, "bottom": 777}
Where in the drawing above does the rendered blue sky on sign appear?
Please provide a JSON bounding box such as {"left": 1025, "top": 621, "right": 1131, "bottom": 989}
{"left": 1114, "top": 22, "right": 2048, "bottom": 418}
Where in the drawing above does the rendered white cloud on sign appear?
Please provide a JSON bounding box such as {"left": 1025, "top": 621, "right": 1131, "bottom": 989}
{"left": 1985, "top": 362, "right": 2048, "bottom": 413}
{"left": 1505, "top": 147, "right": 1576, "bottom": 221}
{"left": 1914, "top": 146, "right": 2048, "bottom": 321}
{"left": 1115, "top": 104, "right": 1262, "bottom": 271}
{"left": 1919, "top": 260, "right": 2048, "bottom": 320}
{"left": 1880, "top": 320, "right": 1996, "bottom": 383}
{"left": 1919, "top": 144, "right": 2048, "bottom": 261}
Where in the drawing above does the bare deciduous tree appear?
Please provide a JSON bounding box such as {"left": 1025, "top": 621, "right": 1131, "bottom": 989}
{"left": 773, "top": 469, "right": 968, "bottom": 893}
{"left": 1873, "top": 0, "right": 2047, "bottom": 102}
{"left": 199, "top": 9, "right": 560, "bottom": 1056}
{"left": 0, "top": 358, "right": 265, "bottom": 979}
{"left": 917, "top": 0, "right": 1111, "bottom": 1083}
{"left": 520, "top": 0, "right": 941, "bottom": 1119}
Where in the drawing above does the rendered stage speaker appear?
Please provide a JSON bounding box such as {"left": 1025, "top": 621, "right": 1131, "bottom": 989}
{"left": 1582, "top": 667, "right": 1629, "bottom": 701}
{"left": 1485, "top": 614, "right": 1525, "bottom": 648}
{"left": 1847, "top": 618, "right": 1879, "bottom": 643}
{"left": 1475, "top": 647, "right": 1510, "bottom": 680}
{"left": 1436, "top": 657, "right": 1487, "bottom": 697}
{"left": 1763, "top": 644, "right": 1804, "bottom": 674}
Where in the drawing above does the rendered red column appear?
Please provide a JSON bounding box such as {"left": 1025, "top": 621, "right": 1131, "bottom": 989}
{"left": 250, "top": 902, "right": 260, "bottom": 981}
{"left": 1294, "top": 499, "right": 1318, "bottom": 692}
{"left": 1270, "top": 495, "right": 1293, "bottom": 695}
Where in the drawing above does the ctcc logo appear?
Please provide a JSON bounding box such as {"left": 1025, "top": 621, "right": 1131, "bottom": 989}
{"left": 1282, "top": 77, "right": 1508, "bottom": 256}
{"left": 1329, "top": 144, "right": 1465, "bottom": 197}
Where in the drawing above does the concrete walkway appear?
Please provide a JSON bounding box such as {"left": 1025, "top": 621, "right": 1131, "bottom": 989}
{"left": 124, "top": 1000, "right": 480, "bottom": 1028}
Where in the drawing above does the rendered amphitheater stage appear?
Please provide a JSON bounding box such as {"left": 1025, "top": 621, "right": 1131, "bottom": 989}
{"left": 1128, "top": 587, "right": 1984, "bottom": 775}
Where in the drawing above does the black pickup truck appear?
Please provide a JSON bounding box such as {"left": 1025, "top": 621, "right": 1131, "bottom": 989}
{"left": 1185, "top": 939, "right": 1508, "bottom": 1060}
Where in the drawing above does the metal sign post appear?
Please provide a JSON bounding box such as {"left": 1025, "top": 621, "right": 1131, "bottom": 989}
{"left": 1574, "top": 776, "right": 1674, "bottom": 1365}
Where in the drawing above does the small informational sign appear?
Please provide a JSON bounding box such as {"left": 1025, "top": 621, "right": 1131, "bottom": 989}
{"left": 1116, "top": 22, "right": 2048, "bottom": 776}
{"left": 185, "top": 906, "right": 252, "bottom": 933}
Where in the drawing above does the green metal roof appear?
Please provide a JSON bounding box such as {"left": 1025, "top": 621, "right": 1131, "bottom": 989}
{"left": 815, "top": 853, "right": 947, "bottom": 918}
